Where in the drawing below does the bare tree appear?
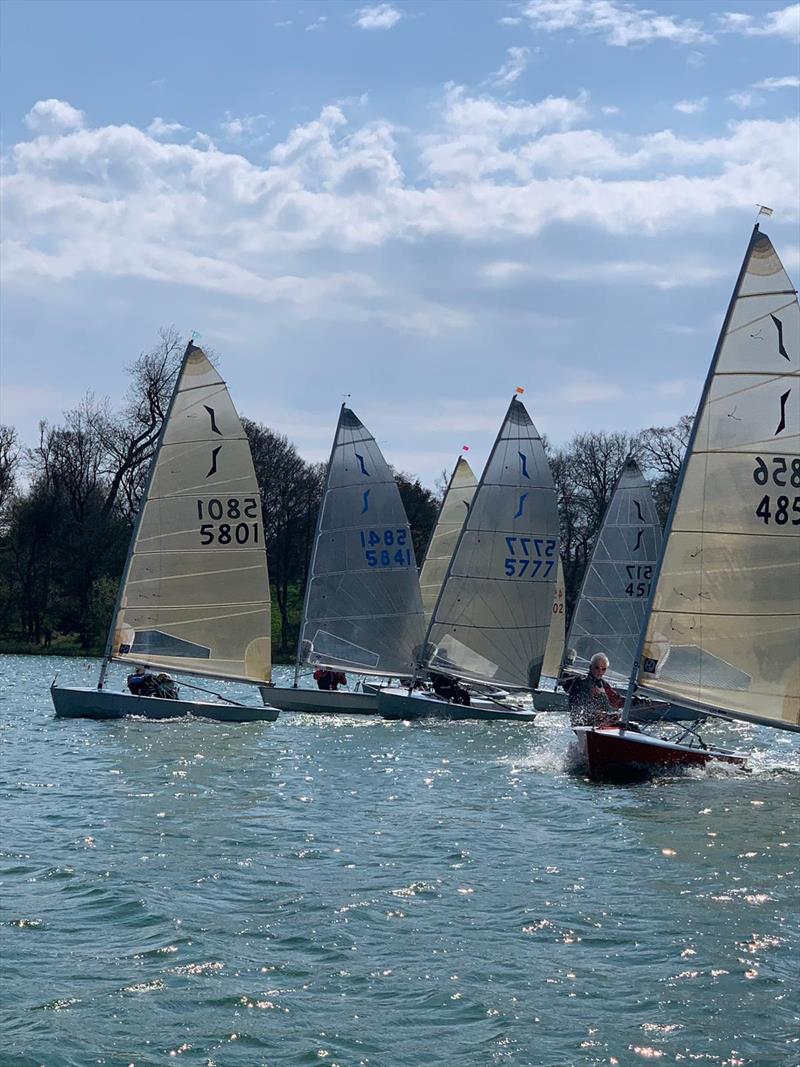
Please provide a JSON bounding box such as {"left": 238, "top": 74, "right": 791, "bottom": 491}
{"left": 0, "top": 425, "right": 20, "bottom": 517}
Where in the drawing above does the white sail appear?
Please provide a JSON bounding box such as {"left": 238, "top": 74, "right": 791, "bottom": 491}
{"left": 637, "top": 227, "right": 800, "bottom": 730}
{"left": 110, "top": 343, "right": 272, "bottom": 684}
{"left": 568, "top": 459, "right": 662, "bottom": 687}
{"left": 299, "top": 406, "right": 426, "bottom": 676}
{"left": 541, "top": 558, "right": 566, "bottom": 679}
{"left": 424, "top": 396, "right": 559, "bottom": 690}
{"left": 419, "top": 455, "right": 478, "bottom": 622}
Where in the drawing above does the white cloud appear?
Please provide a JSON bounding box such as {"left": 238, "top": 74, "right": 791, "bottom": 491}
{"left": 601, "top": 105, "right": 621, "bottom": 115}
{"left": 24, "top": 98, "right": 84, "bottom": 133}
{"left": 718, "top": 3, "right": 800, "bottom": 41}
{"left": 480, "top": 256, "right": 726, "bottom": 289}
{"left": 728, "top": 91, "right": 761, "bottom": 110}
{"left": 4, "top": 95, "right": 798, "bottom": 322}
{"left": 147, "top": 117, "right": 185, "bottom": 138}
{"left": 305, "top": 15, "right": 327, "bottom": 31}
{"left": 499, "top": 16, "right": 523, "bottom": 25}
{"left": 753, "top": 75, "right": 800, "bottom": 90}
{"left": 354, "top": 3, "right": 403, "bottom": 30}
{"left": 488, "top": 46, "right": 533, "bottom": 87}
{"left": 674, "top": 98, "right": 707, "bottom": 115}
{"left": 520, "top": 0, "right": 710, "bottom": 46}
{"left": 221, "top": 113, "right": 269, "bottom": 140}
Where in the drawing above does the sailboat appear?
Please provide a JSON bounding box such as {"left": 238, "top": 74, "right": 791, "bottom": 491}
{"left": 378, "top": 393, "right": 559, "bottom": 722}
{"left": 419, "top": 454, "right": 478, "bottom": 621}
{"left": 51, "top": 341, "right": 279, "bottom": 723}
{"left": 529, "top": 558, "right": 568, "bottom": 711}
{"left": 575, "top": 222, "right": 799, "bottom": 779}
{"left": 259, "top": 404, "right": 426, "bottom": 714}
{"left": 555, "top": 458, "right": 691, "bottom": 723}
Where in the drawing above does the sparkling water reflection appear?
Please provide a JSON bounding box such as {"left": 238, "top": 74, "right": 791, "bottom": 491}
{"left": 1, "top": 655, "right": 798, "bottom": 1066}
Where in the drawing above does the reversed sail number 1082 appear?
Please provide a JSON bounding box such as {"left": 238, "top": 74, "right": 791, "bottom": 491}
{"left": 752, "top": 457, "right": 800, "bottom": 526}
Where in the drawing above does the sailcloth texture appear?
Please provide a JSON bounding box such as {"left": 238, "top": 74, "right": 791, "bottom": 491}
{"left": 541, "top": 558, "right": 566, "bottom": 679}
{"left": 111, "top": 344, "right": 272, "bottom": 683}
{"left": 568, "top": 459, "right": 662, "bottom": 687}
{"left": 299, "top": 407, "right": 426, "bottom": 676}
{"left": 425, "top": 396, "right": 559, "bottom": 690}
{"left": 419, "top": 456, "right": 478, "bottom": 621}
{"left": 638, "top": 229, "right": 800, "bottom": 729}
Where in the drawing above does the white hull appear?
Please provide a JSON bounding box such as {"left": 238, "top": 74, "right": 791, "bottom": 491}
{"left": 259, "top": 685, "right": 378, "bottom": 714}
{"left": 377, "top": 687, "right": 536, "bottom": 722}
{"left": 51, "top": 685, "right": 279, "bottom": 723}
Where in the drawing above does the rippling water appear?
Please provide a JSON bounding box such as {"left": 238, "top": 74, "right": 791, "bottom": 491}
{"left": 1, "top": 654, "right": 798, "bottom": 1067}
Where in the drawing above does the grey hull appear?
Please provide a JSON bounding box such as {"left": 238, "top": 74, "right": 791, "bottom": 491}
{"left": 259, "top": 686, "right": 379, "bottom": 714}
{"left": 532, "top": 688, "right": 568, "bottom": 712}
{"left": 377, "top": 688, "right": 536, "bottom": 723}
{"left": 51, "top": 685, "right": 279, "bottom": 723}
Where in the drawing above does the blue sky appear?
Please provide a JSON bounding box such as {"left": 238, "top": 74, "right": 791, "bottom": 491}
{"left": 2, "top": 0, "right": 799, "bottom": 485}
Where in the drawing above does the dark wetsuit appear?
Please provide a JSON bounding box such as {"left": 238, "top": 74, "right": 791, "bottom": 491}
{"left": 429, "top": 673, "right": 471, "bottom": 706}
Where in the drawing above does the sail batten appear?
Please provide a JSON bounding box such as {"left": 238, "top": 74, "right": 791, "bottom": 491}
{"left": 108, "top": 343, "right": 272, "bottom": 685}
{"left": 636, "top": 227, "right": 800, "bottom": 731}
{"left": 298, "top": 406, "right": 426, "bottom": 677}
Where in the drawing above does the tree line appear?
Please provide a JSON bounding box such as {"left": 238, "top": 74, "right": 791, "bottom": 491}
{"left": 0, "top": 329, "right": 689, "bottom": 659}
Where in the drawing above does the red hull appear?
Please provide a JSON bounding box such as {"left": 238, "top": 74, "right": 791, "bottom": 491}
{"left": 575, "top": 726, "right": 746, "bottom": 782}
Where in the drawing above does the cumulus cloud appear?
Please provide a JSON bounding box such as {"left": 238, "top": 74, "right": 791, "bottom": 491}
{"left": 674, "top": 98, "right": 707, "bottom": 114}
{"left": 718, "top": 3, "right": 800, "bottom": 41}
{"left": 354, "top": 3, "right": 403, "bottom": 30}
{"left": 3, "top": 94, "right": 798, "bottom": 316}
{"left": 24, "top": 99, "right": 84, "bottom": 133}
{"left": 147, "top": 117, "right": 185, "bottom": 138}
{"left": 520, "top": 0, "right": 710, "bottom": 46}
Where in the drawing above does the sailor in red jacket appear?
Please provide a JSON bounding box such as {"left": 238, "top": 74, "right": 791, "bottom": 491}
{"left": 313, "top": 668, "right": 347, "bottom": 691}
{"left": 563, "top": 653, "right": 624, "bottom": 727}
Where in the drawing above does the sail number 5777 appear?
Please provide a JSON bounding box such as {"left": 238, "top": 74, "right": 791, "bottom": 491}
{"left": 504, "top": 536, "right": 557, "bottom": 579}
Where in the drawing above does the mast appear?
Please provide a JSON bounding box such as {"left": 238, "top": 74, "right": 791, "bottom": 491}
{"left": 97, "top": 340, "right": 195, "bottom": 690}
{"left": 292, "top": 403, "right": 345, "bottom": 687}
{"left": 620, "top": 224, "right": 762, "bottom": 724}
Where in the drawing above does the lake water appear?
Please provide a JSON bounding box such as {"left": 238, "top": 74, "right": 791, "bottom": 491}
{"left": 1, "top": 654, "right": 798, "bottom": 1067}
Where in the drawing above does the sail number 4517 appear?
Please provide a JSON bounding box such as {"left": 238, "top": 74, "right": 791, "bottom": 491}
{"left": 503, "top": 536, "right": 557, "bottom": 579}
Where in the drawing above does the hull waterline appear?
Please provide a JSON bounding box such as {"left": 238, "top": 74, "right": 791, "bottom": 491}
{"left": 51, "top": 685, "right": 279, "bottom": 723}
{"left": 377, "top": 688, "right": 536, "bottom": 723}
{"left": 259, "top": 686, "right": 378, "bottom": 715}
{"left": 573, "top": 725, "right": 746, "bottom": 782}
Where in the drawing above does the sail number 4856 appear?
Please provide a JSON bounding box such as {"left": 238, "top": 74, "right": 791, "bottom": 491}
{"left": 751, "top": 459, "right": 800, "bottom": 526}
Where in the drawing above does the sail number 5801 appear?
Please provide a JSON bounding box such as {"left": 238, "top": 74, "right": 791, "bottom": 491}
{"left": 197, "top": 497, "right": 260, "bottom": 545}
